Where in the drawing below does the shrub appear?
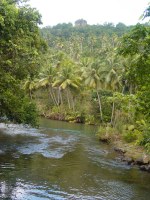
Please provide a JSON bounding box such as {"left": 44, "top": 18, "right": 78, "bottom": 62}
{"left": 123, "top": 129, "right": 142, "bottom": 143}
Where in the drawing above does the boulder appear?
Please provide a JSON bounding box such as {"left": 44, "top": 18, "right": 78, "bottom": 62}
{"left": 142, "top": 155, "right": 149, "bottom": 165}
{"left": 140, "top": 165, "right": 150, "bottom": 172}
{"left": 135, "top": 158, "right": 144, "bottom": 165}
{"left": 114, "top": 147, "right": 126, "bottom": 154}
{"left": 122, "top": 157, "right": 133, "bottom": 165}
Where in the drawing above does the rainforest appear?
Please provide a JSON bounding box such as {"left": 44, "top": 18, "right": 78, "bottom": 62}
{"left": 0, "top": 0, "right": 150, "bottom": 169}
{"left": 0, "top": 0, "right": 150, "bottom": 199}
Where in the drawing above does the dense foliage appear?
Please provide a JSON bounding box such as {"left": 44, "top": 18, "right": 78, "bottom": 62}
{"left": 0, "top": 0, "right": 46, "bottom": 126}
{"left": 33, "top": 13, "right": 149, "bottom": 151}
{"left": 0, "top": 0, "right": 149, "bottom": 151}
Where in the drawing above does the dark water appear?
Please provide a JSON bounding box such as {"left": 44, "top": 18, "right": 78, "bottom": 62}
{"left": 0, "top": 118, "right": 150, "bottom": 200}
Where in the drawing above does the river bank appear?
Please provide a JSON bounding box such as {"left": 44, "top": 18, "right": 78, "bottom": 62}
{"left": 41, "top": 113, "right": 150, "bottom": 172}
{"left": 98, "top": 133, "right": 150, "bottom": 172}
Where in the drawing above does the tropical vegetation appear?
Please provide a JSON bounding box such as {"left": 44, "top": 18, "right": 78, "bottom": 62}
{"left": 0, "top": 0, "right": 150, "bottom": 152}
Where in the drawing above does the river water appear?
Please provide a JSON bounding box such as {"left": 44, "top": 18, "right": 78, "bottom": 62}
{"left": 0, "top": 118, "right": 150, "bottom": 200}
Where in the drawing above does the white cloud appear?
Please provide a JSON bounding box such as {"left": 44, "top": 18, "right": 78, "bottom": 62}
{"left": 29, "top": 0, "right": 149, "bottom": 26}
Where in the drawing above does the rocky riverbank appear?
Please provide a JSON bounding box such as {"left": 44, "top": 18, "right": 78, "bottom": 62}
{"left": 99, "top": 137, "right": 150, "bottom": 172}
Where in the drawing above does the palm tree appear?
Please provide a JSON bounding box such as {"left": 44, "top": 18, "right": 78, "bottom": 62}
{"left": 23, "top": 76, "right": 38, "bottom": 99}
{"left": 53, "top": 61, "right": 81, "bottom": 110}
{"left": 82, "top": 60, "right": 105, "bottom": 122}
{"left": 105, "top": 68, "right": 121, "bottom": 125}
{"left": 121, "top": 55, "right": 139, "bottom": 94}
{"left": 100, "top": 37, "right": 122, "bottom": 124}
{"left": 38, "top": 65, "right": 59, "bottom": 106}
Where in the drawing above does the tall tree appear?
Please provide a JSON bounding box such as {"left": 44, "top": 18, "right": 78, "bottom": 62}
{"left": 82, "top": 60, "right": 105, "bottom": 122}
{"left": 39, "top": 65, "right": 59, "bottom": 106}
{"left": 0, "top": 0, "right": 46, "bottom": 125}
{"left": 119, "top": 23, "right": 150, "bottom": 120}
{"left": 53, "top": 59, "right": 81, "bottom": 110}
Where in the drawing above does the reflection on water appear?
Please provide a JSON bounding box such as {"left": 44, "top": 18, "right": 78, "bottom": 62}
{"left": 0, "top": 118, "right": 150, "bottom": 200}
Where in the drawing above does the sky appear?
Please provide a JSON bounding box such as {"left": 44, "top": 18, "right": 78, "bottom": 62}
{"left": 29, "top": 0, "right": 149, "bottom": 27}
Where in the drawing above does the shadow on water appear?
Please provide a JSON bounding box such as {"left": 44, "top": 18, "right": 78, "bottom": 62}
{"left": 0, "top": 118, "right": 150, "bottom": 200}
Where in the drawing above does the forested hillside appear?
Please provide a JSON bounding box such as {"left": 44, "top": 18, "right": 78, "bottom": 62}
{"left": 32, "top": 17, "right": 150, "bottom": 152}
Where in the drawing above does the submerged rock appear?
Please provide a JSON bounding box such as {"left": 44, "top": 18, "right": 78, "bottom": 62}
{"left": 135, "top": 158, "right": 144, "bottom": 165}
{"left": 140, "top": 165, "right": 150, "bottom": 172}
{"left": 122, "top": 157, "right": 133, "bottom": 165}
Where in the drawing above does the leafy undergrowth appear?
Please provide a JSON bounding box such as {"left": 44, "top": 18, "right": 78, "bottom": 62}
{"left": 97, "top": 121, "right": 150, "bottom": 167}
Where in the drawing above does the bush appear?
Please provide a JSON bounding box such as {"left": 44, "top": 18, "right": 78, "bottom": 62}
{"left": 22, "top": 99, "right": 39, "bottom": 127}
{"left": 0, "top": 88, "right": 38, "bottom": 127}
{"left": 123, "top": 129, "right": 142, "bottom": 143}
{"left": 139, "top": 130, "right": 150, "bottom": 152}
{"left": 85, "top": 115, "right": 96, "bottom": 125}
{"left": 96, "top": 125, "right": 117, "bottom": 143}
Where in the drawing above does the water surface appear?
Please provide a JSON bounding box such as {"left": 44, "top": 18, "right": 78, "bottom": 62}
{"left": 0, "top": 118, "right": 150, "bottom": 200}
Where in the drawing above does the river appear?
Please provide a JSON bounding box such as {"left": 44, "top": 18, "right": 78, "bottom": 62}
{"left": 0, "top": 118, "right": 150, "bottom": 200}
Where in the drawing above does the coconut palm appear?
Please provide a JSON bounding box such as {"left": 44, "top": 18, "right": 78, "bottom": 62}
{"left": 99, "top": 40, "right": 122, "bottom": 124}
{"left": 105, "top": 68, "right": 121, "bottom": 125}
{"left": 38, "top": 65, "right": 59, "bottom": 106}
{"left": 53, "top": 61, "right": 82, "bottom": 110}
{"left": 23, "top": 76, "right": 38, "bottom": 99}
{"left": 82, "top": 60, "right": 105, "bottom": 122}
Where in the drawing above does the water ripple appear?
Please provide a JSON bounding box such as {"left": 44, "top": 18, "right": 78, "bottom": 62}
{"left": 1, "top": 121, "right": 150, "bottom": 200}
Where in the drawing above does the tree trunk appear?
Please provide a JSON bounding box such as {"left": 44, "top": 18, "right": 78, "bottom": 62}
{"left": 59, "top": 88, "right": 63, "bottom": 105}
{"left": 51, "top": 87, "right": 59, "bottom": 106}
{"left": 66, "top": 89, "right": 71, "bottom": 109}
{"left": 57, "top": 88, "right": 60, "bottom": 105}
{"left": 48, "top": 86, "right": 58, "bottom": 106}
{"left": 122, "top": 85, "right": 125, "bottom": 94}
{"left": 72, "top": 96, "right": 75, "bottom": 111}
{"left": 111, "top": 101, "right": 115, "bottom": 126}
{"left": 96, "top": 90, "right": 103, "bottom": 122}
{"left": 58, "top": 87, "right": 63, "bottom": 105}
